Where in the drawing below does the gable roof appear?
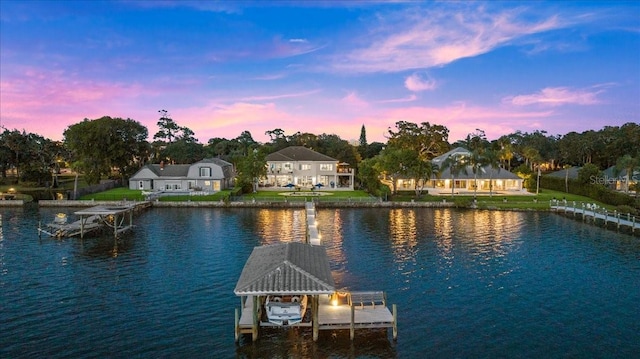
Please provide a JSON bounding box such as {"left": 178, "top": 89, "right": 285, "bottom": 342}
{"left": 266, "top": 146, "right": 337, "bottom": 162}
{"left": 134, "top": 158, "right": 233, "bottom": 178}
{"left": 234, "top": 242, "right": 335, "bottom": 296}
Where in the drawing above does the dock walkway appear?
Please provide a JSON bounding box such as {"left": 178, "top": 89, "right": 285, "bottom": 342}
{"left": 236, "top": 291, "right": 397, "bottom": 340}
{"left": 551, "top": 203, "right": 639, "bottom": 234}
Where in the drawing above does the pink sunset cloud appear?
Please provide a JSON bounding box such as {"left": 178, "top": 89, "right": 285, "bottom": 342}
{"left": 505, "top": 86, "right": 605, "bottom": 106}
{"left": 0, "top": 67, "right": 153, "bottom": 140}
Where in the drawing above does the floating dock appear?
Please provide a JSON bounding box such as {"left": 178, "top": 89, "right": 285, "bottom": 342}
{"left": 551, "top": 203, "right": 639, "bottom": 235}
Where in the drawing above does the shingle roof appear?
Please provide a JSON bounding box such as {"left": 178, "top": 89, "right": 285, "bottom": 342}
{"left": 546, "top": 166, "right": 581, "bottom": 179}
{"left": 266, "top": 146, "right": 337, "bottom": 162}
{"left": 148, "top": 164, "right": 191, "bottom": 177}
{"left": 234, "top": 242, "right": 335, "bottom": 296}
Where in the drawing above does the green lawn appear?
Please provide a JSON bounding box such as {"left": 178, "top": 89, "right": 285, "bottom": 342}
{"left": 75, "top": 186, "right": 618, "bottom": 212}
{"left": 248, "top": 189, "right": 371, "bottom": 198}
{"left": 80, "top": 188, "right": 146, "bottom": 201}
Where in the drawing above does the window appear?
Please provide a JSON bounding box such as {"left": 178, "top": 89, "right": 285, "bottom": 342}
{"left": 300, "top": 164, "right": 311, "bottom": 170}
{"left": 165, "top": 182, "right": 181, "bottom": 190}
{"left": 199, "top": 167, "right": 212, "bottom": 177}
{"left": 283, "top": 163, "right": 293, "bottom": 171}
{"left": 320, "top": 164, "right": 333, "bottom": 171}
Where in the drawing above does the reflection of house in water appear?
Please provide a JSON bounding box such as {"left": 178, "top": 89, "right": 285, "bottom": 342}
{"left": 262, "top": 146, "right": 354, "bottom": 190}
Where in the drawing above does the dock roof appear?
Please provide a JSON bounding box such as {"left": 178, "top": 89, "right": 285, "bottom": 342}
{"left": 234, "top": 242, "right": 335, "bottom": 296}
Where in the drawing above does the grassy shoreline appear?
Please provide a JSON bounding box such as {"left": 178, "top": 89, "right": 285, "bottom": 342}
{"left": 68, "top": 187, "right": 627, "bottom": 212}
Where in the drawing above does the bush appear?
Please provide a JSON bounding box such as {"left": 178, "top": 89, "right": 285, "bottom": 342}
{"left": 616, "top": 205, "right": 638, "bottom": 216}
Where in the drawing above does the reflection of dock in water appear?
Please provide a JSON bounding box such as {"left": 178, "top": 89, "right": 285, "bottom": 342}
{"left": 38, "top": 202, "right": 151, "bottom": 239}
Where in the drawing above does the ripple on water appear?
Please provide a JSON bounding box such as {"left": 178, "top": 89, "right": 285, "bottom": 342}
{"left": 1, "top": 207, "right": 639, "bottom": 358}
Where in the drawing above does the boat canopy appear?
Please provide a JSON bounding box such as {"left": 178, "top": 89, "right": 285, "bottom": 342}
{"left": 234, "top": 242, "right": 335, "bottom": 296}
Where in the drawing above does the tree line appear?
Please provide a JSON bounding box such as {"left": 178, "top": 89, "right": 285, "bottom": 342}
{"left": 1, "top": 112, "right": 638, "bottom": 196}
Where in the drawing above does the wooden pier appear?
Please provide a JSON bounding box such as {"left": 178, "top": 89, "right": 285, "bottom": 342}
{"left": 305, "top": 202, "right": 321, "bottom": 245}
{"left": 551, "top": 203, "right": 639, "bottom": 235}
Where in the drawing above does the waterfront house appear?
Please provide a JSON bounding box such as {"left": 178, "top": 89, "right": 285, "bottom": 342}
{"left": 128, "top": 158, "right": 234, "bottom": 193}
{"left": 602, "top": 166, "right": 639, "bottom": 192}
{"left": 262, "top": 146, "right": 354, "bottom": 190}
{"left": 388, "top": 147, "right": 525, "bottom": 195}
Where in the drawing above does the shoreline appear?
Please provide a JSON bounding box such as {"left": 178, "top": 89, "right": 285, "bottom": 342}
{"left": 33, "top": 199, "right": 553, "bottom": 212}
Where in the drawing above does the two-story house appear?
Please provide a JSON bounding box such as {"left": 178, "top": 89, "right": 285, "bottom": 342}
{"left": 262, "top": 146, "right": 354, "bottom": 190}
{"left": 128, "top": 158, "right": 234, "bottom": 193}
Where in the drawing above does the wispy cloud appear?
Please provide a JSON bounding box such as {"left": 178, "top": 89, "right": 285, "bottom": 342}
{"left": 504, "top": 86, "right": 607, "bottom": 106}
{"left": 342, "top": 91, "right": 369, "bottom": 108}
{"left": 240, "top": 89, "right": 322, "bottom": 101}
{"left": 404, "top": 72, "right": 437, "bottom": 92}
{"left": 332, "top": 4, "right": 569, "bottom": 73}
{"left": 378, "top": 94, "right": 417, "bottom": 104}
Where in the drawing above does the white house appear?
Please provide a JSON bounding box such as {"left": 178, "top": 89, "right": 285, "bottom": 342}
{"left": 262, "top": 146, "right": 354, "bottom": 190}
{"left": 129, "top": 158, "right": 234, "bottom": 193}
{"left": 388, "top": 147, "right": 525, "bottom": 195}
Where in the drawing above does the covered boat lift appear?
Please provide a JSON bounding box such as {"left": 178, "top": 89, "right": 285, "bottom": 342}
{"left": 234, "top": 242, "right": 397, "bottom": 342}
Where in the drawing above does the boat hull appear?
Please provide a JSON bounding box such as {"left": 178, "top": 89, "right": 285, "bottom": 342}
{"left": 265, "top": 295, "right": 308, "bottom": 325}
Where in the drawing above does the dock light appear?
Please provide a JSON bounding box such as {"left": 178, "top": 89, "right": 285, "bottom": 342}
{"left": 331, "top": 292, "right": 339, "bottom": 306}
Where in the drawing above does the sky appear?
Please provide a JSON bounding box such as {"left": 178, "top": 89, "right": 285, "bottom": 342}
{"left": 1, "top": 1, "right": 639, "bottom": 145}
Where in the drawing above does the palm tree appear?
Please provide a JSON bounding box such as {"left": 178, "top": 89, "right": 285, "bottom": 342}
{"left": 440, "top": 153, "right": 467, "bottom": 197}
{"left": 483, "top": 149, "right": 501, "bottom": 197}
{"left": 563, "top": 164, "right": 572, "bottom": 193}
{"left": 499, "top": 142, "right": 514, "bottom": 170}
{"left": 468, "top": 150, "right": 484, "bottom": 198}
{"left": 615, "top": 155, "right": 639, "bottom": 193}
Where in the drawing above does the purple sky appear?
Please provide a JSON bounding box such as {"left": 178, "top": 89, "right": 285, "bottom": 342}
{"left": 1, "top": 1, "right": 638, "bottom": 144}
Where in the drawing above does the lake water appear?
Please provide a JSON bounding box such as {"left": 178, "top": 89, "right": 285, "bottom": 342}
{"left": 1, "top": 205, "right": 639, "bottom": 358}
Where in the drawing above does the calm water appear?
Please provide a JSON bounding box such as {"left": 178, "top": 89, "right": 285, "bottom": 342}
{"left": 1, "top": 205, "right": 639, "bottom": 358}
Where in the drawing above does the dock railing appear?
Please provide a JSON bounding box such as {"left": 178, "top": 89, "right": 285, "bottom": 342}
{"left": 550, "top": 200, "right": 639, "bottom": 234}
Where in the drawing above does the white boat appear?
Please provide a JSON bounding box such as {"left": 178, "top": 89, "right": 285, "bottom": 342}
{"left": 264, "top": 295, "right": 308, "bottom": 325}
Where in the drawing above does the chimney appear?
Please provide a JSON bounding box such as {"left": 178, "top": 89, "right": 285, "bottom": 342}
{"left": 160, "top": 161, "right": 164, "bottom": 170}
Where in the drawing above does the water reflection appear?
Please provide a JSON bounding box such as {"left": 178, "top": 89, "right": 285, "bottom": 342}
{"left": 255, "top": 209, "right": 306, "bottom": 244}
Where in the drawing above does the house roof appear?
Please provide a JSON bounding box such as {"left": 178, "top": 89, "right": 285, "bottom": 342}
{"left": 429, "top": 147, "right": 520, "bottom": 180}
{"left": 266, "top": 146, "right": 337, "bottom": 162}
{"left": 234, "top": 242, "right": 335, "bottom": 296}
{"left": 137, "top": 158, "right": 233, "bottom": 178}
{"left": 432, "top": 147, "right": 470, "bottom": 165}
{"left": 546, "top": 166, "right": 581, "bottom": 180}
{"left": 148, "top": 164, "right": 191, "bottom": 177}
{"left": 603, "top": 166, "right": 640, "bottom": 180}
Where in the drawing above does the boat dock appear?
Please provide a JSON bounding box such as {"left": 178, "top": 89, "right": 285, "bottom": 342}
{"left": 235, "top": 290, "right": 397, "bottom": 342}
{"left": 551, "top": 202, "right": 639, "bottom": 235}
{"left": 234, "top": 202, "right": 398, "bottom": 343}
{"left": 38, "top": 201, "right": 151, "bottom": 239}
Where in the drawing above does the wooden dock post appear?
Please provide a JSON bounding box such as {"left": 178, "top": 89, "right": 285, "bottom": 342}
{"left": 252, "top": 295, "right": 259, "bottom": 342}
{"left": 312, "top": 296, "right": 319, "bottom": 341}
{"left": 234, "top": 307, "right": 240, "bottom": 342}
{"left": 350, "top": 304, "right": 355, "bottom": 340}
{"left": 392, "top": 304, "right": 398, "bottom": 341}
